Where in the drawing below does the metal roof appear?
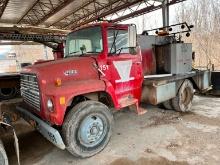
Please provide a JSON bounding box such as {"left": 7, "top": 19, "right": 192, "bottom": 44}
{"left": 0, "top": 0, "right": 185, "bottom": 31}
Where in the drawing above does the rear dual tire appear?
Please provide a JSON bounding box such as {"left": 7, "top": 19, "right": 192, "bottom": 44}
{"left": 172, "top": 79, "right": 194, "bottom": 112}
{"left": 162, "top": 100, "right": 173, "bottom": 110}
{"left": 162, "top": 80, "right": 194, "bottom": 112}
{"left": 62, "top": 101, "right": 114, "bottom": 158}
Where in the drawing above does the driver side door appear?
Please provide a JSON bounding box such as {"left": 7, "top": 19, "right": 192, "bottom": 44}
{"left": 104, "top": 27, "right": 143, "bottom": 105}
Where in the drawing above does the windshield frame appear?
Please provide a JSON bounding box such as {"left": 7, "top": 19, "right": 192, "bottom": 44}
{"left": 64, "top": 25, "right": 103, "bottom": 58}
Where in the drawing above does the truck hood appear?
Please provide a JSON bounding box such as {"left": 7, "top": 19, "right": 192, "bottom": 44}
{"left": 22, "top": 57, "right": 99, "bottom": 84}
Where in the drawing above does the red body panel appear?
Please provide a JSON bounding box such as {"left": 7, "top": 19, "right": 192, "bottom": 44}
{"left": 141, "top": 48, "right": 156, "bottom": 75}
{"left": 23, "top": 57, "right": 104, "bottom": 125}
{"left": 21, "top": 23, "right": 154, "bottom": 125}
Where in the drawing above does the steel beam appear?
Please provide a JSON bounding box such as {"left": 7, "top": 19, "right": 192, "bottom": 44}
{"left": 0, "top": 41, "right": 41, "bottom": 45}
{"left": 17, "top": 0, "right": 75, "bottom": 25}
{"left": 34, "top": 0, "right": 76, "bottom": 25}
{"left": 0, "top": 33, "right": 65, "bottom": 43}
{"left": 0, "top": 0, "right": 9, "bottom": 18}
{"left": 50, "top": 0, "right": 145, "bottom": 29}
{"left": 49, "top": 0, "right": 99, "bottom": 27}
{"left": 112, "top": 0, "right": 185, "bottom": 24}
{"left": 15, "top": 0, "right": 186, "bottom": 30}
{"left": 17, "top": 0, "right": 40, "bottom": 24}
{"left": 112, "top": 5, "right": 161, "bottom": 23}
{"left": 55, "top": 0, "right": 185, "bottom": 30}
{"left": 68, "top": 0, "right": 156, "bottom": 30}
{"left": 0, "top": 26, "right": 70, "bottom": 35}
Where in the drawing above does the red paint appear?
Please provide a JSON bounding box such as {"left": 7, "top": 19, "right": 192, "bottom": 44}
{"left": 53, "top": 43, "right": 64, "bottom": 59}
{"left": 21, "top": 23, "right": 154, "bottom": 125}
{"left": 141, "top": 48, "right": 156, "bottom": 75}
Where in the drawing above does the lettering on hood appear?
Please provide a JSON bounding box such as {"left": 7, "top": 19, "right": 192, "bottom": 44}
{"left": 64, "top": 69, "right": 78, "bottom": 76}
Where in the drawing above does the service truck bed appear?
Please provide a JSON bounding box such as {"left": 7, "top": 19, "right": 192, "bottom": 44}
{"left": 143, "top": 72, "right": 197, "bottom": 86}
{"left": 141, "top": 70, "right": 211, "bottom": 105}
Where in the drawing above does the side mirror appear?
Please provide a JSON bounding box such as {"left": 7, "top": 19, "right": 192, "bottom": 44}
{"left": 128, "top": 24, "right": 137, "bottom": 48}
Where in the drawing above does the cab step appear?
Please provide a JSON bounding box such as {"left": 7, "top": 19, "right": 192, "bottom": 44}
{"left": 119, "top": 97, "right": 147, "bottom": 115}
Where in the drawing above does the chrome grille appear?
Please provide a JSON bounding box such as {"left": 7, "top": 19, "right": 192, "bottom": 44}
{"left": 20, "top": 73, "right": 40, "bottom": 111}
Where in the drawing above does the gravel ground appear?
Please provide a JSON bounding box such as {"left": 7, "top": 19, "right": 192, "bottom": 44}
{"left": 3, "top": 95, "right": 220, "bottom": 165}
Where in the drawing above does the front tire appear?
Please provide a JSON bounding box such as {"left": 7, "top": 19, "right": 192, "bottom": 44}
{"left": 62, "top": 101, "right": 114, "bottom": 158}
{"left": 172, "top": 80, "right": 194, "bottom": 112}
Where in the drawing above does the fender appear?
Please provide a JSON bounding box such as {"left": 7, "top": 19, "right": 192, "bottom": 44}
{"left": 43, "top": 79, "right": 105, "bottom": 125}
{"left": 45, "top": 79, "right": 105, "bottom": 97}
{"left": 102, "top": 79, "right": 120, "bottom": 109}
{"left": 44, "top": 79, "right": 118, "bottom": 125}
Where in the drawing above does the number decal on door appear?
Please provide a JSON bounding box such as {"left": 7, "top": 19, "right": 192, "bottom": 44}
{"left": 100, "top": 65, "right": 109, "bottom": 71}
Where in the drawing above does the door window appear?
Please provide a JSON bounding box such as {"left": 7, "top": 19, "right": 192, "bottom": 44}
{"left": 107, "top": 29, "right": 129, "bottom": 54}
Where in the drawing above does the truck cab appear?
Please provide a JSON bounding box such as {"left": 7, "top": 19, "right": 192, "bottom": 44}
{"left": 19, "top": 23, "right": 143, "bottom": 124}
{"left": 64, "top": 23, "right": 143, "bottom": 111}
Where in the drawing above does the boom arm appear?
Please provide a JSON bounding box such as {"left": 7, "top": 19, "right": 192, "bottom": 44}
{"left": 0, "top": 33, "right": 66, "bottom": 49}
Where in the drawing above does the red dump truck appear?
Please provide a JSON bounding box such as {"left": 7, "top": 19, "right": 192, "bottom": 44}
{"left": 16, "top": 22, "right": 211, "bottom": 158}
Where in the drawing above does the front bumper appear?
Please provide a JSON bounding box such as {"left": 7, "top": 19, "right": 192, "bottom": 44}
{"left": 16, "top": 106, "right": 66, "bottom": 150}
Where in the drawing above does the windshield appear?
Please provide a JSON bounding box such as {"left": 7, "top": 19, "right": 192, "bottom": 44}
{"left": 65, "top": 26, "right": 103, "bottom": 57}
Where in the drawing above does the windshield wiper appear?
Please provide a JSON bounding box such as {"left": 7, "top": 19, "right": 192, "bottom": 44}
{"left": 116, "top": 47, "right": 126, "bottom": 55}
{"left": 69, "top": 51, "right": 80, "bottom": 54}
{"left": 109, "top": 30, "right": 119, "bottom": 54}
{"left": 65, "top": 51, "right": 80, "bottom": 58}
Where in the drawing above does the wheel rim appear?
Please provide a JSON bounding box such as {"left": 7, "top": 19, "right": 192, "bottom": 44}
{"left": 181, "top": 87, "right": 192, "bottom": 106}
{"left": 78, "top": 114, "right": 107, "bottom": 148}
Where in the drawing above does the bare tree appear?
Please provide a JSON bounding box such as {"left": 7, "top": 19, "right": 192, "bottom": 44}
{"left": 175, "top": 0, "right": 220, "bottom": 69}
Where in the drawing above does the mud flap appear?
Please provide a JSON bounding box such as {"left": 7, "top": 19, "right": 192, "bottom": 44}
{"left": 0, "top": 122, "right": 20, "bottom": 165}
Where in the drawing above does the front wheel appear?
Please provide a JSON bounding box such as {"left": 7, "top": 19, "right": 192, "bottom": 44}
{"left": 62, "top": 101, "right": 114, "bottom": 158}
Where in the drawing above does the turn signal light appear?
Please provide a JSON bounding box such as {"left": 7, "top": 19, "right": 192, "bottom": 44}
{"left": 59, "top": 96, "right": 65, "bottom": 105}
{"left": 55, "top": 78, "right": 62, "bottom": 86}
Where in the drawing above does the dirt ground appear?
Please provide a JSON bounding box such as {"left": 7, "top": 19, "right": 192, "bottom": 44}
{"left": 3, "top": 95, "right": 220, "bottom": 165}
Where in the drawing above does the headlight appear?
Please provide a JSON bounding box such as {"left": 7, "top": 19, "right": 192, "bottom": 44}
{"left": 47, "top": 99, "right": 54, "bottom": 111}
